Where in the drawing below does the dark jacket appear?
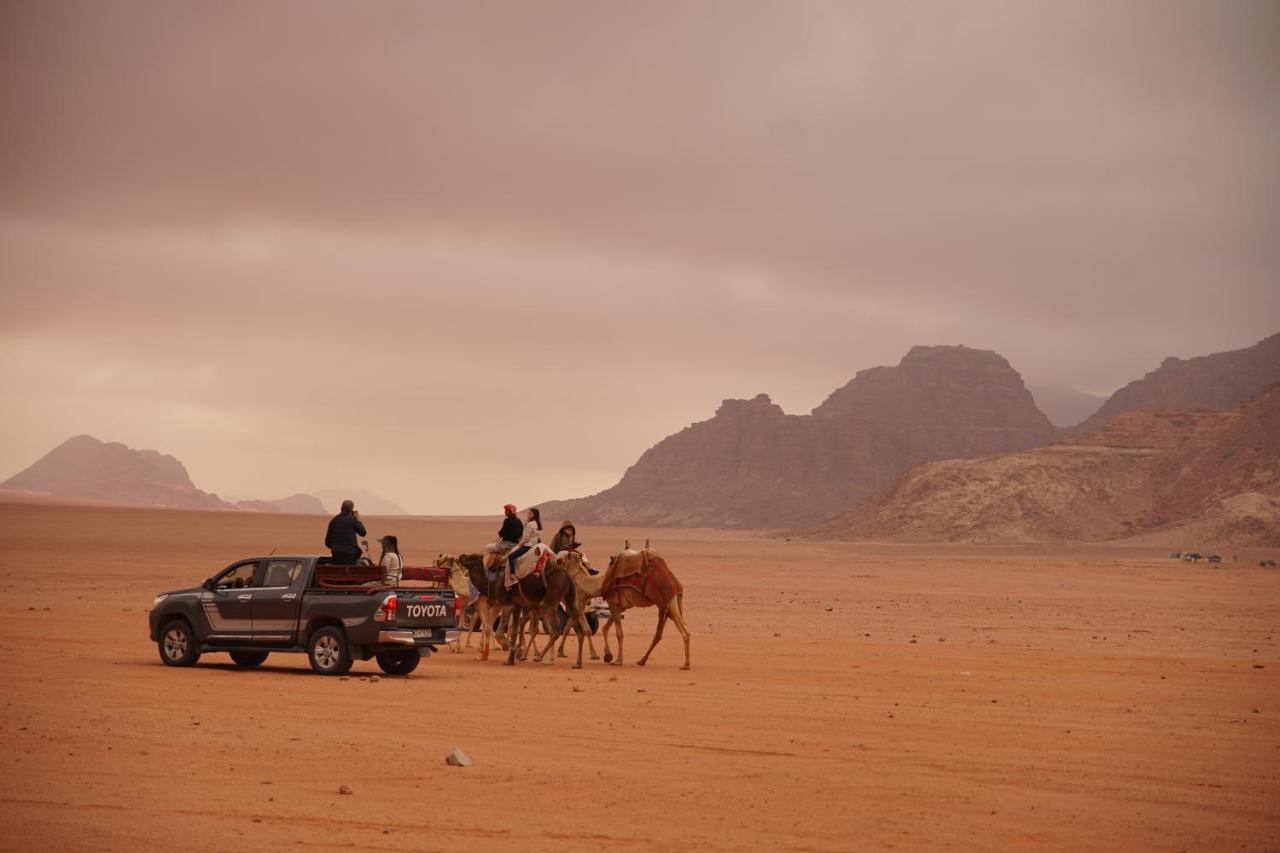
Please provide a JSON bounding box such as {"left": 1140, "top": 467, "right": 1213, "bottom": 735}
{"left": 325, "top": 511, "right": 367, "bottom": 555}
{"left": 498, "top": 514, "right": 524, "bottom": 544}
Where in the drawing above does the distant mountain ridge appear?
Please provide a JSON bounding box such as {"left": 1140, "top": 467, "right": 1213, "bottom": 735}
{"left": 1028, "top": 385, "right": 1106, "bottom": 428}
{"left": 1073, "top": 332, "right": 1280, "bottom": 435}
{"left": 806, "top": 384, "right": 1280, "bottom": 546}
{"left": 3, "top": 436, "right": 353, "bottom": 515}
{"left": 1, "top": 435, "right": 230, "bottom": 509}
{"left": 542, "top": 345, "right": 1058, "bottom": 528}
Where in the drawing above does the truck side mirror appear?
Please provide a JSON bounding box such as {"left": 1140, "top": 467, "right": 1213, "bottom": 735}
{"left": 202, "top": 578, "right": 214, "bottom": 591}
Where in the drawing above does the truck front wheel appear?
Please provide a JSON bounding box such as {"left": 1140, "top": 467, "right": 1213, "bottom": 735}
{"left": 375, "top": 649, "right": 421, "bottom": 676}
{"left": 307, "top": 626, "right": 353, "bottom": 675}
{"left": 158, "top": 619, "right": 201, "bottom": 667}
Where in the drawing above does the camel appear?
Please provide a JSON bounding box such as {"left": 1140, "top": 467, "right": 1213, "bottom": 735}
{"left": 553, "top": 550, "right": 603, "bottom": 662}
{"left": 435, "top": 554, "right": 473, "bottom": 653}
{"left": 500, "top": 550, "right": 588, "bottom": 667}
{"left": 458, "top": 553, "right": 515, "bottom": 661}
{"left": 461, "top": 550, "right": 583, "bottom": 664}
{"left": 599, "top": 540, "right": 690, "bottom": 669}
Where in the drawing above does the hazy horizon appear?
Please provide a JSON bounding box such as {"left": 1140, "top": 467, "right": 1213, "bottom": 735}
{"left": 2, "top": 1, "right": 1277, "bottom": 513}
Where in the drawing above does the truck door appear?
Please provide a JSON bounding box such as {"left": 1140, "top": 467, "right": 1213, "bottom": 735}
{"left": 251, "top": 559, "right": 306, "bottom": 644}
{"left": 201, "top": 560, "right": 260, "bottom": 640}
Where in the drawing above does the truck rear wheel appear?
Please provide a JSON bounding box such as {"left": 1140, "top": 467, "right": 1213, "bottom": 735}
{"left": 229, "top": 650, "right": 269, "bottom": 667}
{"left": 375, "top": 649, "right": 421, "bottom": 676}
{"left": 307, "top": 626, "right": 352, "bottom": 676}
{"left": 158, "top": 619, "right": 200, "bottom": 667}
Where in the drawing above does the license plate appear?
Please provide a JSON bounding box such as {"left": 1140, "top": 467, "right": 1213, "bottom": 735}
{"left": 413, "top": 629, "right": 434, "bottom": 638}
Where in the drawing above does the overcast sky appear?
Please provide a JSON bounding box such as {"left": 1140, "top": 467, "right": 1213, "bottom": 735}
{"left": 1, "top": 1, "right": 1277, "bottom": 514}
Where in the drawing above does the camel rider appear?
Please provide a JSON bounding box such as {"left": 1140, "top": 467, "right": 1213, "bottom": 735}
{"left": 551, "top": 520, "right": 599, "bottom": 575}
{"left": 506, "top": 506, "right": 542, "bottom": 587}
{"left": 485, "top": 504, "right": 523, "bottom": 581}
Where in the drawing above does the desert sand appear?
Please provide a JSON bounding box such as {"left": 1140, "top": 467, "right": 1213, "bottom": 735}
{"left": 1, "top": 500, "right": 1277, "bottom": 851}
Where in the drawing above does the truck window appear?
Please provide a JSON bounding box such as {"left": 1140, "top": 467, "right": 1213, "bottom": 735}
{"left": 216, "top": 561, "right": 261, "bottom": 590}
{"left": 261, "top": 560, "right": 303, "bottom": 588}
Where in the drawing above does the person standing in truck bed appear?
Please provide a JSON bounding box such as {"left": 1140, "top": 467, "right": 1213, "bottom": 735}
{"left": 325, "top": 499, "right": 367, "bottom": 565}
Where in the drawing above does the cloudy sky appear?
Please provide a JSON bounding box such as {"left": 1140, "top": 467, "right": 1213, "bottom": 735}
{"left": 1, "top": 1, "right": 1277, "bottom": 513}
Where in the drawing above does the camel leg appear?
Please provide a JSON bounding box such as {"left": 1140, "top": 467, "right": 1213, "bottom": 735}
{"left": 572, "top": 605, "right": 589, "bottom": 669}
{"left": 451, "top": 593, "right": 469, "bottom": 653}
{"left": 537, "top": 601, "right": 563, "bottom": 660}
{"left": 476, "top": 599, "right": 491, "bottom": 661}
{"left": 522, "top": 612, "right": 538, "bottom": 660}
{"left": 666, "top": 595, "right": 692, "bottom": 670}
{"left": 637, "top": 609, "right": 668, "bottom": 666}
{"left": 607, "top": 611, "right": 625, "bottom": 666}
{"left": 504, "top": 607, "right": 522, "bottom": 665}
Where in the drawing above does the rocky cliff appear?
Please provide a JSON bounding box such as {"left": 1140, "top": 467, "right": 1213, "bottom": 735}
{"left": 1, "top": 435, "right": 231, "bottom": 509}
{"left": 1074, "top": 332, "right": 1280, "bottom": 435}
{"left": 541, "top": 345, "right": 1057, "bottom": 528}
{"left": 808, "top": 384, "right": 1280, "bottom": 546}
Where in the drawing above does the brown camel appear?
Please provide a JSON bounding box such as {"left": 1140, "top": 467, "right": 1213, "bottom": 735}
{"left": 500, "top": 549, "right": 588, "bottom": 667}
{"left": 553, "top": 550, "right": 603, "bottom": 662}
{"left": 460, "top": 553, "right": 516, "bottom": 661}
{"left": 599, "top": 541, "right": 690, "bottom": 669}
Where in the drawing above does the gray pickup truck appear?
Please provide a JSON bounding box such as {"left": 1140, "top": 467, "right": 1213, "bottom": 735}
{"left": 148, "top": 555, "right": 455, "bottom": 676}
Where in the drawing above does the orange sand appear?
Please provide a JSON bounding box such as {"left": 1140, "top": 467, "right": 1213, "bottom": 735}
{"left": 1, "top": 502, "right": 1277, "bottom": 851}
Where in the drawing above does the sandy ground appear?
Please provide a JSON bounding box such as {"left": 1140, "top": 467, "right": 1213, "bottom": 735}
{"left": 1, "top": 501, "right": 1278, "bottom": 852}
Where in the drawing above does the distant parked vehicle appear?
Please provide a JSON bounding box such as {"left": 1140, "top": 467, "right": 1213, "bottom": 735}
{"left": 148, "top": 555, "right": 456, "bottom": 676}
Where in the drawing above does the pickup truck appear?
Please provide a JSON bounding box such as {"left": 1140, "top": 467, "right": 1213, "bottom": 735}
{"left": 148, "top": 555, "right": 456, "bottom": 676}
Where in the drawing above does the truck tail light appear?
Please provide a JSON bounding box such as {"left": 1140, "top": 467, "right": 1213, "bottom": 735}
{"left": 374, "top": 593, "right": 397, "bottom": 623}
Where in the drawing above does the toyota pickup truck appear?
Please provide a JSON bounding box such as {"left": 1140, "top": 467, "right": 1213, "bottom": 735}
{"left": 148, "top": 555, "right": 456, "bottom": 676}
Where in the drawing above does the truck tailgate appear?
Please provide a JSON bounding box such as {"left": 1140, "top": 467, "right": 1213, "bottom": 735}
{"left": 390, "top": 590, "right": 456, "bottom": 630}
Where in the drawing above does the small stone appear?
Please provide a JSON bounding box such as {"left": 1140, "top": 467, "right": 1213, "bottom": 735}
{"left": 340, "top": 676, "right": 350, "bottom": 681}
{"left": 370, "top": 675, "right": 380, "bottom": 683}
{"left": 824, "top": 606, "right": 834, "bottom": 612}
{"left": 572, "top": 685, "right": 584, "bottom": 693}
{"left": 1253, "top": 708, "right": 1261, "bottom": 714}
{"left": 359, "top": 676, "right": 369, "bottom": 682}
{"left": 909, "top": 639, "right": 918, "bottom": 644}
{"left": 338, "top": 784, "right": 353, "bottom": 795}
{"left": 445, "top": 746, "right": 471, "bottom": 767}
{"left": 637, "top": 688, "right": 646, "bottom": 693}
{"left": 1252, "top": 664, "right": 1265, "bottom": 669}
{"left": 609, "top": 676, "right": 618, "bottom": 682}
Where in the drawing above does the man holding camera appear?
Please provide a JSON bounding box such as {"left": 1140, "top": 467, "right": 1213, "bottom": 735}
{"left": 324, "top": 499, "right": 367, "bottom": 565}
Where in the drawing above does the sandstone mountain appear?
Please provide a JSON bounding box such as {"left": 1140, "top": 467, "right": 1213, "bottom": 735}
{"left": 1073, "top": 332, "right": 1280, "bottom": 435}
{"left": 235, "top": 493, "right": 326, "bottom": 514}
{"left": 1028, "top": 385, "right": 1106, "bottom": 428}
{"left": 541, "top": 345, "right": 1057, "bottom": 528}
{"left": 808, "top": 384, "right": 1280, "bottom": 546}
{"left": 2, "top": 435, "right": 231, "bottom": 510}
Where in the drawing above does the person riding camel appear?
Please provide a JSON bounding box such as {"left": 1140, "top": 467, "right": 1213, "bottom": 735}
{"left": 551, "top": 520, "right": 599, "bottom": 575}
{"left": 484, "top": 504, "right": 524, "bottom": 582}
{"left": 506, "top": 507, "right": 542, "bottom": 588}
{"left": 378, "top": 534, "right": 403, "bottom": 586}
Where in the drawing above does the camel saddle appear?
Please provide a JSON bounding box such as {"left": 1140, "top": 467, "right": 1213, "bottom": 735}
{"left": 601, "top": 549, "right": 682, "bottom": 607}
{"left": 484, "top": 543, "right": 554, "bottom": 589}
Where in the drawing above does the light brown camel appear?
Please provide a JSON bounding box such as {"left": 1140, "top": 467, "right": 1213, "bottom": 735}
{"left": 553, "top": 550, "right": 603, "bottom": 662}
{"left": 436, "top": 554, "right": 473, "bottom": 653}
{"left": 599, "top": 540, "right": 690, "bottom": 669}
